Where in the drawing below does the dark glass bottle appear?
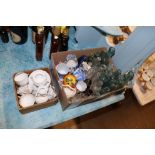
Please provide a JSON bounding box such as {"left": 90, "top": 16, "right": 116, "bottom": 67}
{"left": 60, "top": 26, "right": 69, "bottom": 51}
{"left": 49, "top": 26, "right": 61, "bottom": 59}
{"left": 0, "top": 26, "right": 9, "bottom": 43}
{"left": 44, "top": 26, "right": 50, "bottom": 43}
{"left": 32, "top": 26, "right": 49, "bottom": 44}
{"left": 35, "top": 26, "right": 45, "bottom": 61}
{"left": 10, "top": 26, "right": 28, "bottom": 44}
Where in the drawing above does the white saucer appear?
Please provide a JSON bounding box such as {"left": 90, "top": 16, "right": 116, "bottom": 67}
{"left": 29, "top": 70, "right": 51, "bottom": 86}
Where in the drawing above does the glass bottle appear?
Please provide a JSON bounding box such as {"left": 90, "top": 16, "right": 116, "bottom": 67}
{"left": 35, "top": 26, "right": 45, "bottom": 61}
{"left": 32, "top": 26, "right": 49, "bottom": 44}
{"left": 60, "top": 26, "right": 69, "bottom": 51}
{"left": 0, "top": 26, "right": 9, "bottom": 43}
{"left": 49, "top": 26, "right": 61, "bottom": 59}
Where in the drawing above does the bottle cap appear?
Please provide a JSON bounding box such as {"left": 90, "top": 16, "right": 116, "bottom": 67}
{"left": 37, "top": 26, "right": 44, "bottom": 34}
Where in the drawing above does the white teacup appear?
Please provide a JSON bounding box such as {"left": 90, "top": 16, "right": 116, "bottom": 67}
{"left": 35, "top": 95, "right": 48, "bottom": 104}
{"left": 66, "top": 60, "right": 78, "bottom": 72}
{"left": 48, "top": 86, "right": 57, "bottom": 100}
{"left": 33, "top": 73, "right": 47, "bottom": 86}
{"left": 14, "top": 72, "right": 28, "bottom": 86}
{"left": 19, "top": 94, "right": 35, "bottom": 108}
{"left": 36, "top": 83, "right": 50, "bottom": 96}
{"left": 63, "top": 85, "right": 76, "bottom": 99}
{"left": 76, "top": 81, "right": 87, "bottom": 92}
{"left": 17, "top": 84, "right": 32, "bottom": 95}
{"left": 29, "top": 70, "right": 50, "bottom": 86}
{"left": 56, "top": 62, "right": 69, "bottom": 75}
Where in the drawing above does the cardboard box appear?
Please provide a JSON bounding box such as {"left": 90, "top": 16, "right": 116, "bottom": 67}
{"left": 13, "top": 67, "right": 58, "bottom": 114}
{"left": 51, "top": 47, "right": 125, "bottom": 110}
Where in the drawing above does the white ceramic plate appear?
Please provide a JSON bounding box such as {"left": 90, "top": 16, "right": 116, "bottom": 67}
{"left": 29, "top": 70, "right": 51, "bottom": 86}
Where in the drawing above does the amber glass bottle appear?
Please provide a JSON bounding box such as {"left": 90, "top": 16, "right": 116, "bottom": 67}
{"left": 49, "top": 26, "right": 61, "bottom": 59}
{"left": 35, "top": 26, "right": 45, "bottom": 61}
{"left": 60, "top": 26, "right": 69, "bottom": 51}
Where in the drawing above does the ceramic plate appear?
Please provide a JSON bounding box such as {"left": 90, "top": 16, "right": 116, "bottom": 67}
{"left": 29, "top": 70, "right": 51, "bottom": 86}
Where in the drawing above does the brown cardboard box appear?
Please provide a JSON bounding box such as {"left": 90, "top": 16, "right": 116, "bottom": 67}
{"left": 13, "top": 67, "right": 58, "bottom": 114}
{"left": 51, "top": 47, "right": 125, "bottom": 110}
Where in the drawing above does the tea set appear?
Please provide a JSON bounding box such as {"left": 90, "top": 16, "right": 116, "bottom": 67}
{"left": 14, "top": 69, "right": 57, "bottom": 108}
{"left": 55, "top": 48, "right": 134, "bottom": 101}
{"left": 56, "top": 54, "right": 89, "bottom": 99}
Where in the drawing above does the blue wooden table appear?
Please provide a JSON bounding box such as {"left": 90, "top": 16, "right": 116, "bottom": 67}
{"left": 0, "top": 27, "right": 124, "bottom": 128}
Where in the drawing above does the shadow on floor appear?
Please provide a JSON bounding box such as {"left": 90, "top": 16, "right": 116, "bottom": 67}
{"left": 50, "top": 90, "right": 155, "bottom": 129}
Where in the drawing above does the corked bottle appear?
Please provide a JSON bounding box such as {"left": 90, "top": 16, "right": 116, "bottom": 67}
{"left": 49, "top": 26, "right": 61, "bottom": 59}
{"left": 0, "top": 26, "right": 9, "bottom": 43}
{"left": 35, "top": 26, "right": 45, "bottom": 61}
{"left": 60, "top": 26, "right": 69, "bottom": 51}
{"left": 32, "top": 26, "right": 49, "bottom": 44}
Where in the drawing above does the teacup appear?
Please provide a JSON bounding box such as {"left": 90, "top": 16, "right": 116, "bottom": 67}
{"left": 19, "top": 94, "right": 35, "bottom": 108}
{"left": 56, "top": 62, "right": 69, "bottom": 75}
{"left": 32, "top": 73, "right": 47, "bottom": 86}
{"left": 36, "top": 83, "right": 50, "bottom": 96}
{"left": 14, "top": 72, "right": 29, "bottom": 86}
{"left": 66, "top": 60, "right": 78, "bottom": 73}
{"left": 76, "top": 81, "right": 87, "bottom": 92}
{"left": 17, "top": 84, "right": 32, "bottom": 95}
{"left": 29, "top": 70, "right": 50, "bottom": 86}
{"left": 62, "top": 84, "right": 76, "bottom": 99}
{"left": 66, "top": 54, "right": 77, "bottom": 61}
{"left": 35, "top": 95, "right": 48, "bottom": 104}
{"left": 48, "top": 86, "right": 57, "bottom": 100}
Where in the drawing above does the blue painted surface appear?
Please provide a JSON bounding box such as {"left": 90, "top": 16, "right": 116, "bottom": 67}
{"left": 0, "top": 27, "right": 124, "bottom": 128}
{"left": 113, "top": 26, "right": 155, "bottom": 73}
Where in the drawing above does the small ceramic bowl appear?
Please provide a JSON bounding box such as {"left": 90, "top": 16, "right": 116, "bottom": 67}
{"left": 48, "top": 86, "right": 57, "bottom": 99}
{"left": 36, "top": 83, "right": 50, "bottom": 96}
{"left": 19, "top": 94, "right": 35, "bottom": 108}
{"left": 66, "top": 60, "right": 78, "bottom": 67}
{"left": 14, "top": 72, "right": 29, "bottom": 86}
{"left": 17, "top": 84, "right": 32, "bottom": 95}
{"left": 35, "top": 95, "right": 48, "bottom": 104}
{"left": 63, "top": 85, "right": 76, "bottom": 99}
{"left": 76, "top": 81, "right": 87, "bottom": 92}
{"left": 56, "top": 63, "right": 69, "bottom": 75}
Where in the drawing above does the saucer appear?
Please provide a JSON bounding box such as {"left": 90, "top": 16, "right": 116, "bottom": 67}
{"left": 29, "top": 70, "right": 51, "bottom": 86}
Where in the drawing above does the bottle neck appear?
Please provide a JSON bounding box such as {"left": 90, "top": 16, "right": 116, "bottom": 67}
{"left": 52, "top": 26, "right": 61, "bottom": 37}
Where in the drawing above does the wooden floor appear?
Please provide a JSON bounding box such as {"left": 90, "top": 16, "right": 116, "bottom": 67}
{"left": 52, "top": 90, "right": 155, "bottom": 129}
